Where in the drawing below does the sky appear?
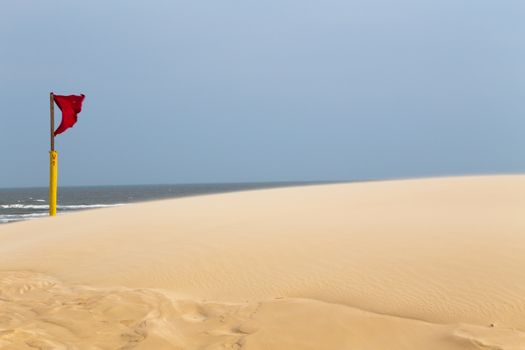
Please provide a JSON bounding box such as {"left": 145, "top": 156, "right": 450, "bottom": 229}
{"left": 1, "top": 0, "right": 524, "bottom": 187}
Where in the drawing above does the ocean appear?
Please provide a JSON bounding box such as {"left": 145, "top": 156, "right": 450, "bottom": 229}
{"left": 0, "top": 182, "right": 313, "bottom": 224}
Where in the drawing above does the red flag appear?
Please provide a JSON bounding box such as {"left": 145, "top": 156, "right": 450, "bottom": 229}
{"left": 53, "top": 94, "right": 85, "bottom": 136}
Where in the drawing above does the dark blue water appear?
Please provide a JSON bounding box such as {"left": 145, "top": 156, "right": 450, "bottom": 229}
{"left": 0, "top": 182, "right": 317, "bottom": 224}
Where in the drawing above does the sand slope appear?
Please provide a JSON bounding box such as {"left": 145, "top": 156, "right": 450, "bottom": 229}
{"left": 1, "top": 175, "right": 525, "bottom": 349}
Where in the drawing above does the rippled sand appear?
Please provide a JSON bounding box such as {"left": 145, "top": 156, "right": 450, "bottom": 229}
{"left": 1, "top": 176, "right": 525, "bottom": 349}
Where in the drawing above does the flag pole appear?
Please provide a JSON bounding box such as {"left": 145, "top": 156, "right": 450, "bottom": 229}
{"left": 49, "top": 92, "right": 58, "bottom": 216}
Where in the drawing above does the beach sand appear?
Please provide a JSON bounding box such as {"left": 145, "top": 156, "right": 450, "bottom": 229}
{"left": 1, "top": 175, "right": 525, "bottom": 349}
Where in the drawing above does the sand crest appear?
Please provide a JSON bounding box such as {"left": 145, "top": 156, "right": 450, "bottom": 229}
{"left": 1, "top": 175, "right": 525, "bottom": 349}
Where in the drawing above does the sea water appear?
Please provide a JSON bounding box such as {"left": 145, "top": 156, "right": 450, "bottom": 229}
{"left": 0, "top": 182, "right": 312, "bottom": 224}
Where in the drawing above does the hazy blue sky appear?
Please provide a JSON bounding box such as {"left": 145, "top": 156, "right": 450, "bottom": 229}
{"left": 1, "top": 0, "right": 524, "bottom": 187}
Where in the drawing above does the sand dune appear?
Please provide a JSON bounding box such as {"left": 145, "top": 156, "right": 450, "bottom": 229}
{"left": 1, "top": 175, "right": 525, "bottom": 349}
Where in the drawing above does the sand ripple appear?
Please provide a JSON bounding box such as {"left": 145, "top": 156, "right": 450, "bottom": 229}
{"left": 2, "top": 271, "right": 525, "bottom": 350}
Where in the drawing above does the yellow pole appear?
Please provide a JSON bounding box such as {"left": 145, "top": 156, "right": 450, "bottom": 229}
{"left": 49, "top": 151, "right": 58, "bottom": 216}
{"left": 49, "top": 92, "right": 57, "bottom": 216}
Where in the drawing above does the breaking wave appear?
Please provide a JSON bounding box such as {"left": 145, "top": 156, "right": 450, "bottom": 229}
{"left": 0, "top": 204, "right": 125, "bottom": 210}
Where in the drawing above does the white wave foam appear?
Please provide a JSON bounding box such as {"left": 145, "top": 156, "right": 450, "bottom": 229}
{"left": 0, "top": 213, "right": 49, "bottom": 223}
{"left": 0, "top": 213, "right": 49, "bottom": 218}
{"left": 0, "top": 204, "right": 126, "bottom": 224}
{"left": 1, "top": 204, "right": 48, "bottom": 209}
{"left": 58, "top": 204, "right": 125, "bottom": 209}
{"left": 0, "top": 204, "right": 125, "bottom": 210}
